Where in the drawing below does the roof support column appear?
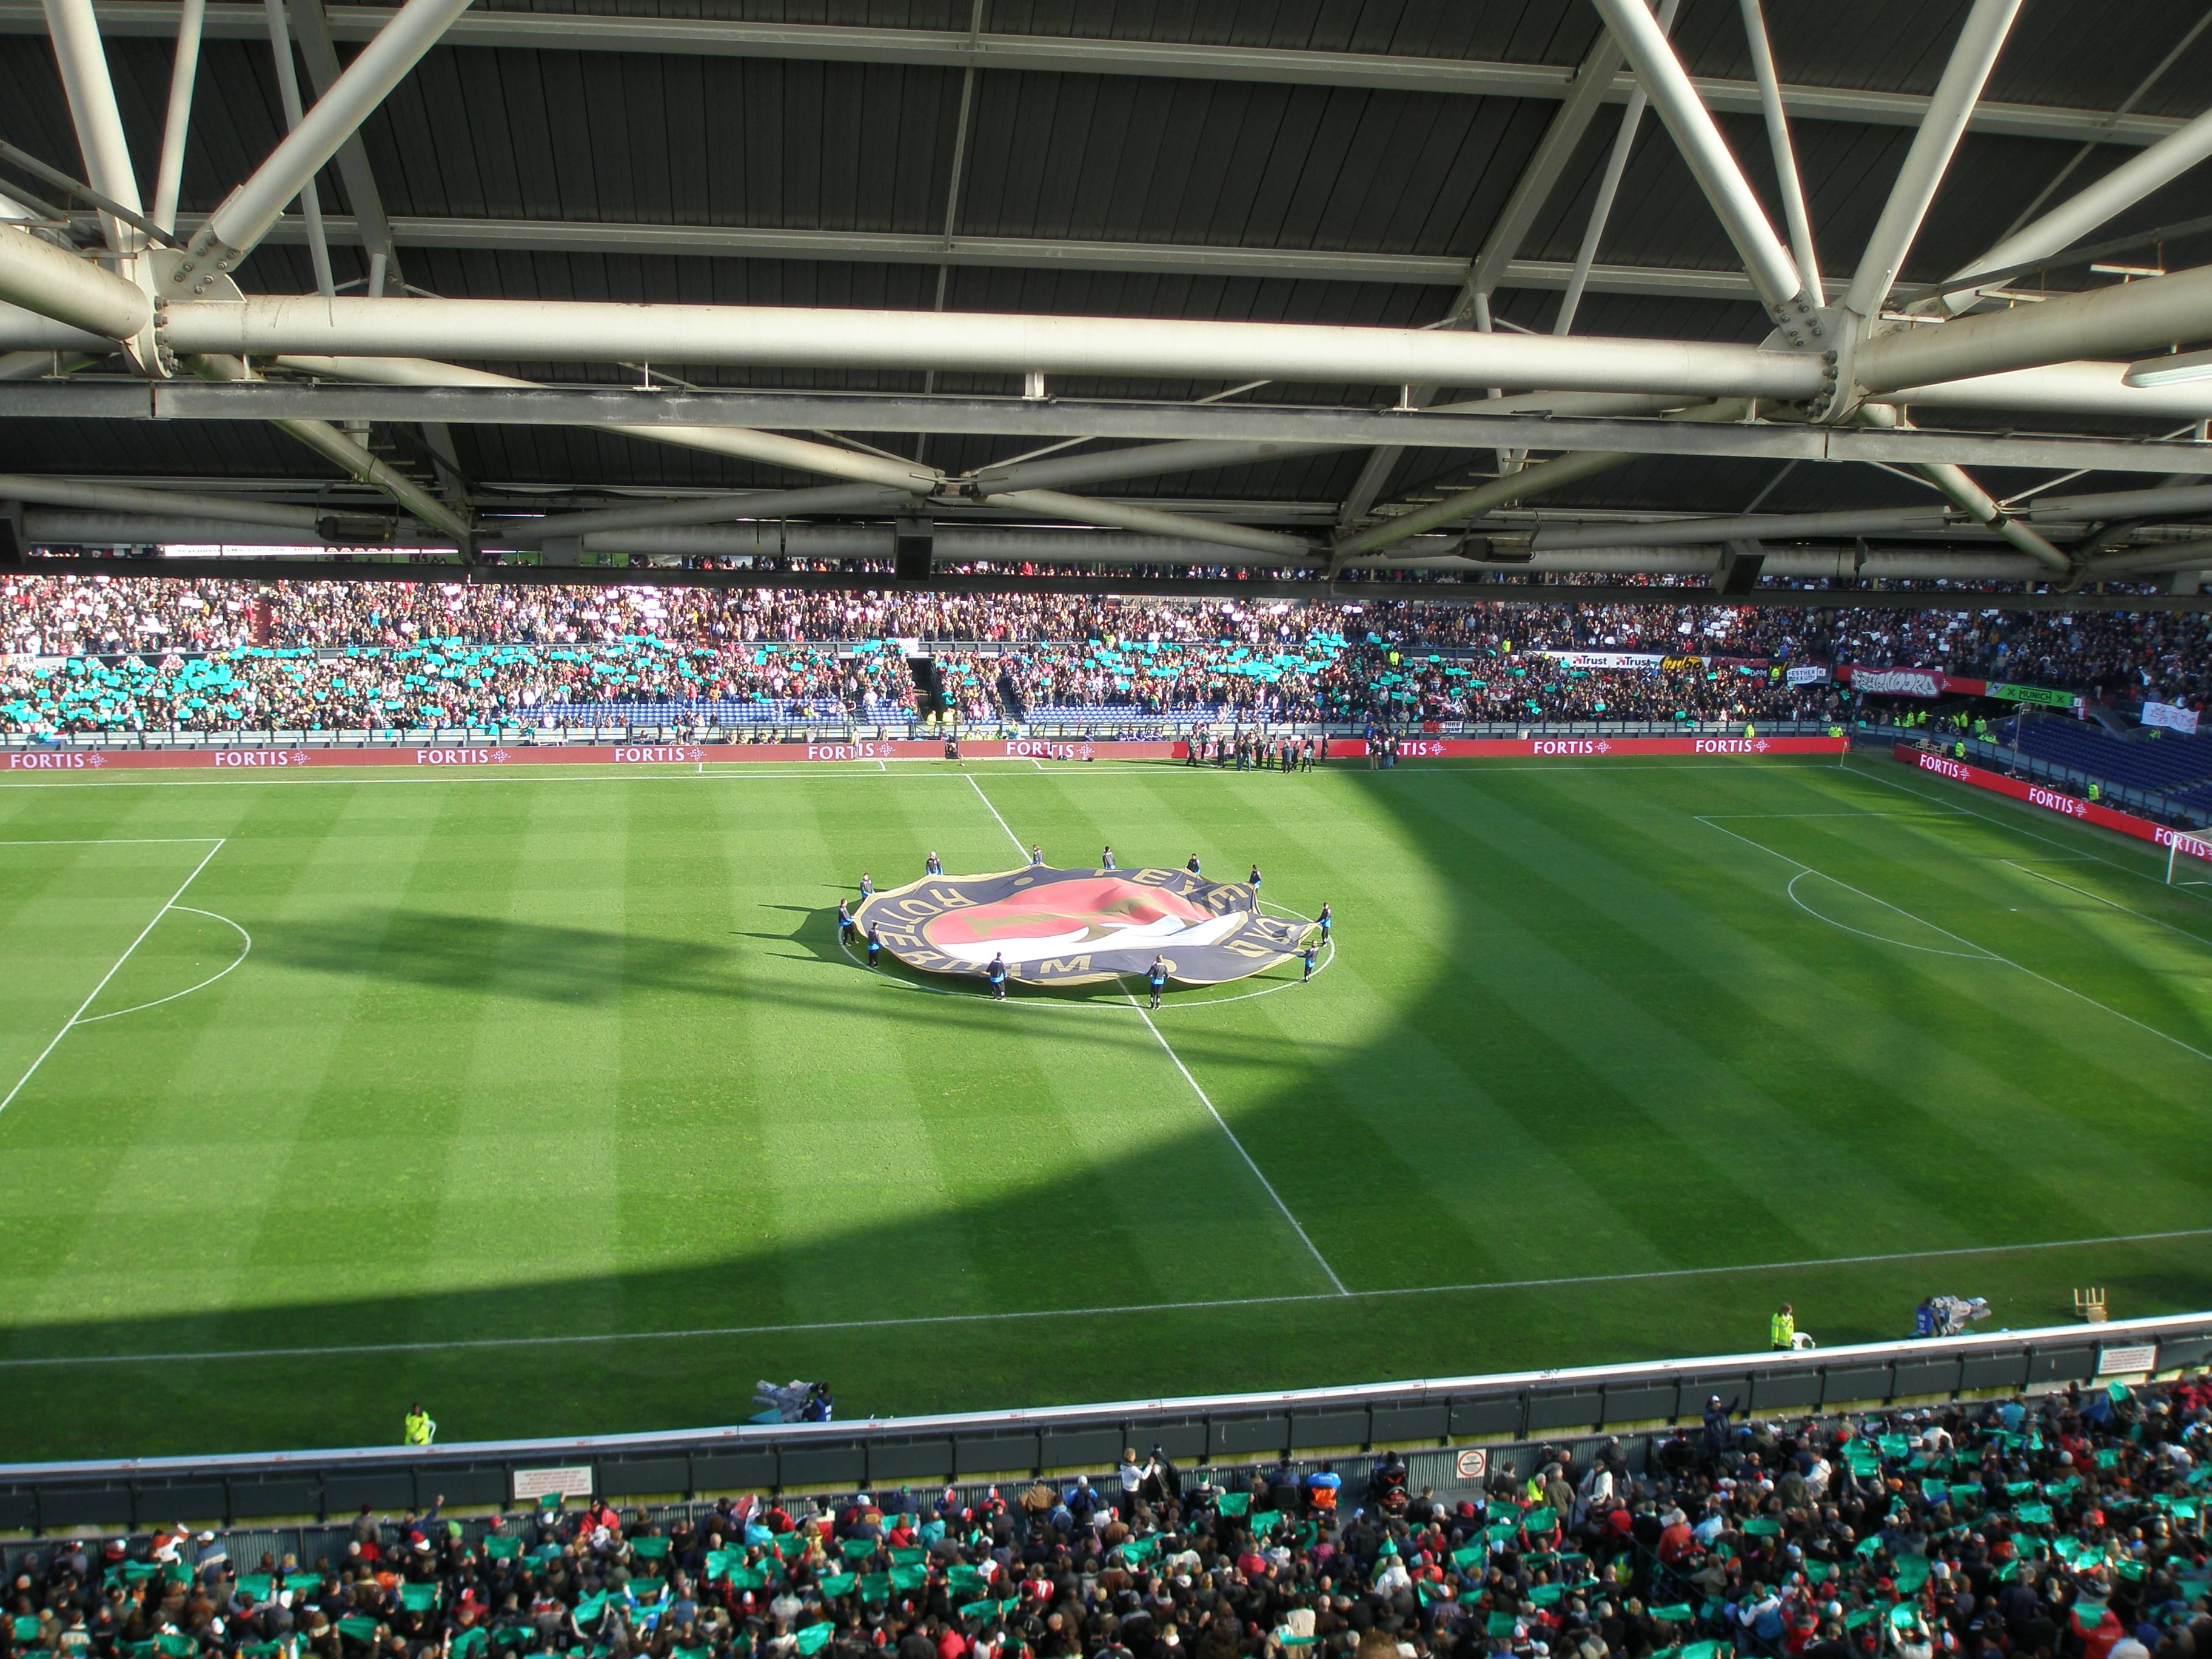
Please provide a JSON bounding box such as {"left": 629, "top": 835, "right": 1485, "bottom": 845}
{"left": 1555, "top": 0, "right": 1681, "bottom": 339}
{"left": 40, "top": 0, "right": 145, "bottom": 255}
{"left": 1587, "top": 0, "right": 1818, "bottom": 341}
{"left": 149, "top": 0, "right": 206, "bottom": 234}
{"left": 1336, "top": 29, "right": 1629, "bottom": 526}
{"left": 0, "top": 220, "right": 149, "bottom": 339}
{"left": 187, "top": 350, "right": 471, "bottom": 541}
{"left": 1939, "top": 105, "right": 2212, "bottom": 312}
{"left": 170, "top": 0, "right": 474, "bottom": 293}
{"left": 1841, "top": 0, "right": 2023, "bottom": 321}
{"left": 260, "top": 0, "right": 336, "bottom": 296}
{"left": 1738, "top": 0, "right": 1820, "bottom": 304}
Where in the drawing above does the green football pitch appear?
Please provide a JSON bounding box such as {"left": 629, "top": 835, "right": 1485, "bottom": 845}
{"left": 1, "top": 750, "right": 2208, "bottom": 1462}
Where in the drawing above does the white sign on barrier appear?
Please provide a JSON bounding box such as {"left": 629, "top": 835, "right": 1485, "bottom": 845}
{"left": 512, "top": 1465, "right": 594, "bottom": 1502}
{"left": 2097, "top": 1344, "right": 2157, "bottom": 1376}
{"left": 1455, "top": 1448, "right": 1488, "bottom": 1480}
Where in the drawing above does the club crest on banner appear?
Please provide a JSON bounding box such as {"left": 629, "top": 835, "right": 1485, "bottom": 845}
{"left": 852, "top": 866, "right": 1309, "bottom": 985}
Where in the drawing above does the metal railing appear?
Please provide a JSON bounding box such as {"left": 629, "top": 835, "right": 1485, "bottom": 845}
{"left": 4, "top": 1312, "right": 2204, "bottom": 1537}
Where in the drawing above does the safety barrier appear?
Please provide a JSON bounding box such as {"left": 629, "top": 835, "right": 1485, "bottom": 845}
{"left": 4, "top": 1312, "right": 2204, "bottom": 1537}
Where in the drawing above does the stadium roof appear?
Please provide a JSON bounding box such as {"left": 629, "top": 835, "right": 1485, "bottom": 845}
{"left": 2, "top": 0, "right": 2212, "bottom": 600}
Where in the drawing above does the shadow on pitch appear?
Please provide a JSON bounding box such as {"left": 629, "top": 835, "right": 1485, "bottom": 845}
{"left": 249, "top": 908, "right": 736, "bottom": 1005}
{"left": 7, "top": 756, "right": 2209, "bottom": 1462}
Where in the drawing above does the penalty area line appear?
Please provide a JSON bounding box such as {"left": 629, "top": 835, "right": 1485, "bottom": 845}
{"left": 4, "top": 1224, "right": 2207, "bottom": 1369}
{"left": 1700, "top": 816, "right": 2212, "bottom": 1065}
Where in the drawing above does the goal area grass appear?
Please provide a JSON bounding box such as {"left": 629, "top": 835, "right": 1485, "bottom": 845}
{"left": 1, "top": 749, "right": 2207, "bottom": 1461}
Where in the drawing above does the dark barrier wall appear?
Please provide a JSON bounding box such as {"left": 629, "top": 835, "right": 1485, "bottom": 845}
{"left": 4, "top": 1315, "right": 2206, "bottom": 1536}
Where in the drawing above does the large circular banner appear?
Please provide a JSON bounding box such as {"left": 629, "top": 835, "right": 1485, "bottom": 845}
{"left": 852, "top": 866, "right": 1311, "bottom": 987}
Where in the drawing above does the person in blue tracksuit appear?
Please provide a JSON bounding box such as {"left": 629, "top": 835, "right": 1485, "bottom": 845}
{"left": 866, "top": 923, "right": 882, "bottom": 969}
{"left": 1248, "top": 863, "right": 1262, "bottom": 893}
{"left": 1146, "top": 956, "right": 1168, "bottom": 1010}
{"left": 925, "top": 851, "right": 942, "bottom": 876}
{"left": 1101, "top": 845, "right": 1116, "bottom": 870}
{"left": 1186, "top": 854, "right": 1202, "bottom": 877}
{"left": 837, "top": 899, "right": 854, "bottom": 947}
{"left": 987, "top": 953, "right": 1008, "bottom": 1000}
{"left": 1302, "top": 942, "right": 1317, "bottom": 982}
{"left": 1317, "top": 902, "right": 1332, "bottom": 940}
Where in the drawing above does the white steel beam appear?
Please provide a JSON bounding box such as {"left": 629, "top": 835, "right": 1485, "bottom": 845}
{"left": 149, "top": 0, "right": 205, "bottom": 233}
{"left": 970, "top": 394, "right": 1685, "bottom": 496}
{"left": 156, "top": 213, "right": 1848, "bottom": 301}
{"left": 1530, "top": 481, "right": 2212, "bottom": 552}
{"left": 1841, "top": 0, "right": 2023, "bottom": 321}
{"left": 187, "top": 351, "right": 470, "bottom": 539}
{"left": 1939, "top": 106, "right": 2212, "bottom": 313}
{"left": 156, "top": 297, "right": 1835, "bottom": 401}
{"left": 1587, "top": 0, "right": 1814, "bottom": 335}
{"left": 270, "top": 354, "right": 945, "bottom": 492}
{"left": 1467, "top": 33, "right": 1626, "bottom": 304}
{"left": 977, "top": 489, "right": 1315, "bottom": 557}
{"left": 1859, "top": 264, "right": 2212, "bottom": 392}
{"left": 512, "top": 483, "right": 915, "bottom": 541}
{"left": 1334, "top": 397, "right": 1752, "bottom": 558}
{"left": 1854, "top": 401, "right": 2068, "bottom": 571}
{"left": 170, "top": 0, "right": 475, "bottom": 294}
{"left": 40, "top": 0, "right": 146, "bottom": 254}
{"left": 260, "top": 0, "right": 335, "bottom": 297}
{"left": 0, "top": 471, "right": 331, "bottom": 526}
{"left": 0, "top": 221, "right": 150, "bottom": 337}
{"left": 1738, "top": 0, "right": 1820, "bottom": 306}
{"left": 1891, "top": 359, "right": 2212, "bottom": 418}
{"left": 1339, "top": 29, "right": 1634, "bottom": 529}
{"left": 1553, "top": 0, "right": 1678, "bottom": 340}
{"left": 1331, "top": 447, "right": 1635, "bottom": 560}
{"left": 0, "top": 5, "right": 2182, "bottom": 147}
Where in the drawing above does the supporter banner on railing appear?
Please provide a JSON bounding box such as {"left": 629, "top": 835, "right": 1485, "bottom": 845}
{"left": 1323, "top": 736, "right": 1846, "bottom": 759}
{"left": 1897, "top": 745, "right": 2212, "bottom": 862}
{"left": 1839, "top": 666, "right": 2089, "bottom": 710}
{"left": 2142, "top": 700, "right": 2202, "bottom": 736}
{"left": 1987, "top": 682, "right": 2080, "bottom": 709}
{"left": 1535, "top": 651, "right": 1666, "bottom": 671}
{"left": 1840, "top": 666, "right": 1951, "bottom": 697}
{"left": 3, "top": 735, "right": 1849, "bottom": 773}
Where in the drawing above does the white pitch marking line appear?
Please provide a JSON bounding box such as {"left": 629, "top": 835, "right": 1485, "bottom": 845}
{"left": 1783, "top": 870, "right": 1994, "bottom": 960}
{"left": 1124, "top": 983, "right": 1349, "bottom": 1295}
{"left": 0, "top": 839, "right": 227, "bottom": 1118}
{"left": 0, "top": 836, "right": 228, "bottom": 844}
{"left": 2004, "top": 860, "right": 2212, "bottom": 947}
{"left": 962, "top": 771, "right": 1348, "bottom": 1296}
{"left": 965, "top": 772, "right": 1028, "bottom": 857}
{"left": 1701, "top": 816, "right": 2212, "bottom": 1066}
{"left": 4, "top": 1222, "right": 2207, "bottom": 1370}
{"left": 72, "top": 907, "right": 252, "bottom": 1025}
{"left": 1695, "top": 812, "right": 1951, "bottom": 820}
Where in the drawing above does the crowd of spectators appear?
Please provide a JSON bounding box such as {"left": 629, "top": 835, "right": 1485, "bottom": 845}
{"left": 0, "top": 575, "right": 2202, "bottom": 737}
{"left": 4, "top": 1378, "right": 2208, "bottom": 1659}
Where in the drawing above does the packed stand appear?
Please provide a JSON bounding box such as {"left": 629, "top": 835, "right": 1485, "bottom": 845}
{"left": 8, "top": 574, "right": 2207, "bottom": 736}
{"left": 4, "top": 1379, "right": 2209, "bottom": 1659}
